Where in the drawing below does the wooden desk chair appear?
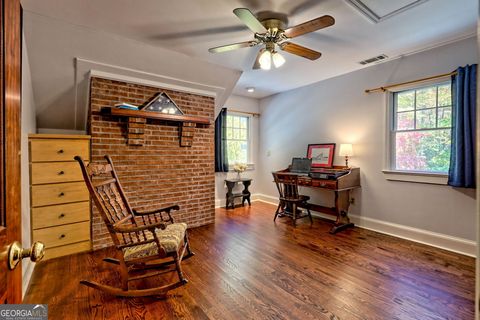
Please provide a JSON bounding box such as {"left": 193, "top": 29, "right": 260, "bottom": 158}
{"left": 75, "top": 155, "right": 194, "bottom": 297}
{"left": 272, "top": 172, "right": 313, "bottom": 226}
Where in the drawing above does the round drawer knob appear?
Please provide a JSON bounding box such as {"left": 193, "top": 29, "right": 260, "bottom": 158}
{"left": 58, "top": 213, "right": 65, "bottom": 218}
{"left": 58, "top": 192, "right": 65, "bottom": 197}
{"left": 59, "top": 234, "right": 66, "bottom": 239}
{"left": 58, "top": 171, "right": 65, "bottom": 175}
{"left": 58, "top": 149, "right": 64, "bottom": 154}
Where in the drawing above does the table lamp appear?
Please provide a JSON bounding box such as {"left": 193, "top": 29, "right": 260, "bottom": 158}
{"left": 339, "top": 144, "right": 353, "bottom": 167}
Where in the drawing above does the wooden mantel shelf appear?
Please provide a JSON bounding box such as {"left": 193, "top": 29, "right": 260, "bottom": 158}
{"left": 101, "top": 107, "right": 211, "bottom": 125}
{"left": 100, "top": 107, "right": 210, "bottom": 147}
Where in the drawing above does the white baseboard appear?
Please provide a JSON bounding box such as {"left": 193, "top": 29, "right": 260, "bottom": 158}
{"left": 241, "top": 193, "right": 476, "bottom": 257}
{"left": 251, "top": 193, "right": 277, "bottom": 205}
{"left": 349, "top": 214, "right": 476, "bottom": 257}
{"left": 215, "top": 198, "right": 223, "bottom": 208}
{"left": 215, "top": 194, "right": 271, "bottom": 208}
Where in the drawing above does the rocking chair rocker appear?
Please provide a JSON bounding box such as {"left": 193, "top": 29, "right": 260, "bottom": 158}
{"left": 75, "top": 155, "right": 194, "bottom": 297}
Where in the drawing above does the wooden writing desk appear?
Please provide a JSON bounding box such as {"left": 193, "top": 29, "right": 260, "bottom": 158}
{"left": 278, "top": 167, "right": 360, "bottom": 233}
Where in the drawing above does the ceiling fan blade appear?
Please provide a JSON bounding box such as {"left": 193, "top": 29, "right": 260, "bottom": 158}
{"left": 233, "top": 8, "right": 267, "bottom": 34}
{"left": 280, "top": 42, "right": 321, "bottom": 60}
{"left": 284, "top": 15, "right": 335, "bottom": 39}
{"left": 208, "top": 41, "right": 258, "bottom": 53}
{"left": 252, "top": 48, "right": 265, "bottom": 69}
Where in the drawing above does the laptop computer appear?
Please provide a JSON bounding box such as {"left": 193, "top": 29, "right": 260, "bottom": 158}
{"left": 290, "top": 157, "right": 312, "bottom": 175}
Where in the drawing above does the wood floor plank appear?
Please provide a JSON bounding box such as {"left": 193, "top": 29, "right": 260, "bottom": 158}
{"left": 24, "top": 202, "right": 474, "bottom": 319}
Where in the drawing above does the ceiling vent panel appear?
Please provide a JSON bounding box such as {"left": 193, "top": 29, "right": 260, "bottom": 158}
{"left": 345, "top": 0, "right": 430, "bottom": 23}
{"left": 359, "top": 54, "right": 388, "bottom": 65}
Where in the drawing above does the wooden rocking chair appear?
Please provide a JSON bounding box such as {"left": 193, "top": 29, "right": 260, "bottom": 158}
{"left": 75, "top": 155, "right": 194, "bottom": 297}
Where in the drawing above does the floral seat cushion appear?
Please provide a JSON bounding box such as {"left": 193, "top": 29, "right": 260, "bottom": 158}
{"left": 122, "top": 223, "right": 187, "bottom": 261}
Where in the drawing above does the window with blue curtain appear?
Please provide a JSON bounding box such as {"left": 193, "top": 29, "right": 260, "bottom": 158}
{"left": 215, "top": 108, "right": 229, "bottom": 172}
{"left": 448, "top": 64, "right": 477, "bottom": 188}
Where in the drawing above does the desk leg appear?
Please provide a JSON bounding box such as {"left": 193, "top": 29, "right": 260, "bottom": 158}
{"left": 330, "top": 189, "right": 355, "bottom": 234}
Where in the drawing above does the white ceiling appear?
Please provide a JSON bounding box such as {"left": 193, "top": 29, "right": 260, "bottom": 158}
{"left": 21, "top": 0, "right": 477, "bottom": 99}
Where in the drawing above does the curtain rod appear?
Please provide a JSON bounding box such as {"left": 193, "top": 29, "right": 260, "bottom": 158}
{"left": 365, "top": 71, "right": 457, "bottom": 93}
{"left": 228, "top": 109, "right": 261, "bottom": 117}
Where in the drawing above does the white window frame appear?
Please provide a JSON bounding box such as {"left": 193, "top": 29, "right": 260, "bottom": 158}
{"left": 382, "top": 78, "right": 451, "bottom": 185}
{"left": 226, "top": 112, "right": 254, "bottom": 171}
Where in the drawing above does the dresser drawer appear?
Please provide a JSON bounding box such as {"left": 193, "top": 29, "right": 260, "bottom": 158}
{"left": 311, "top": 179, "right": 337, "bottom": 189}
{"left": 31, "top": 162, "right": 84, "bottom": 185}
{"left": 32, "top": 201, "right": 90, "bottom": 229}
{"left": 43, "top": 241, "right": 91, "bottom": 260}
{"left": 33, "top": 221, "right": 90, "bottom": 248}
{"left": 31, "top": 182, "right": 89, "bottom": 207}
{"left": 30, "top": 139, "right": 89, "bottom": 162}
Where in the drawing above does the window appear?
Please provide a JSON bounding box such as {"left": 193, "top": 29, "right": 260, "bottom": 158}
{"left": 391, "top": 82, "right": 452, "bottom": 173}
{"left": 226, "top": 114, "right": 250, "bottom": 164}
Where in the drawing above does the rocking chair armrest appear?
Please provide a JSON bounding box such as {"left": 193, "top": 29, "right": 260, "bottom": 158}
{"left": 133, "top": 205, "right": 180, "bottom": 216}
{"left": 133, "top": 205, "right": 179, "bottom": 223}
{"left": 113, "top": 221, "right": 167, "bottom": 234}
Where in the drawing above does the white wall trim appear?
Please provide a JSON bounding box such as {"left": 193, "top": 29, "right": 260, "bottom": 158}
{"left": 22, "top": 261, "right": 35, "bottom": 298}
{"left": 353, "top": 33, "right": 476, "bottom": 72}
{"left": 215, "top": 193, "right": 274, "bottom": 208}
{"left": 382, "top": 170, "right": 448, "bottom": 185}
{"left": 397, "top": 32, "right": 476, "bottom": 61}
{"left": 215, "top": 198, "right": 225, "bottom": 208}
{"left": 252, "top": 193, "right": 277, "bottom": 205}
{"left": 223, "top": 193, "right": 476, "bottom": 257}
{"left": 88, "top": 69, "right": 221, "bottom": 98}
{"left": 74, "top": 57, "right": 227, "bottom": 130}
{"left": 349, "top": 214, "right": 476, "bottom": 257}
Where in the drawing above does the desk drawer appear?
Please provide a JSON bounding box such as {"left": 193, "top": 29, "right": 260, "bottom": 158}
{"left": 33, "top": 221, "right": 90, "bottom": 248}
{"left": 32, "top": 201, "right": 90, "bottom": 229}
{"left": 30, "top": 139, "right": 89, "bottom": 162}
{"left": 311, "top": 179, "right": 337, "bottom": 189}
{"left": 31, "top": 182, "right": 89, "bottom": 207}
{"left": 31, "top": 162, "right": 84, "bottom": 185}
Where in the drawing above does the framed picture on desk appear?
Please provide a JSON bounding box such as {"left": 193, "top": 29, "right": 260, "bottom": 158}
{"left": 307, "top": 143, "right": 335, "bottom": 168}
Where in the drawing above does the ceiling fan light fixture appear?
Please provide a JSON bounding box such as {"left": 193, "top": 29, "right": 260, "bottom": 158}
{"left": 208, "top": 9, "right": 333, "bottom": 70}
{"left": 272, "top": 51, "right": 285, "bottom": 68}
{"left": 259, "top": 50, "right": 272, "bottom": 70}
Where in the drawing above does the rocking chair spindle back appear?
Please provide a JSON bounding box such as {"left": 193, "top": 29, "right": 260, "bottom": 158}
{"left": 74, "top": 155, "right": 194, "bottom": 297}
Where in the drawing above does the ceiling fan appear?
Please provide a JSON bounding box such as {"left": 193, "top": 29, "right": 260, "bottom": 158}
{"left": 208, "top": 8, "right": 335, "bottom": 70}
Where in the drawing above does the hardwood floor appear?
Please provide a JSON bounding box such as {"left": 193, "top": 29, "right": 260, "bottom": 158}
{"left": 24, "top": 202, "right": 474, "bottom": 319}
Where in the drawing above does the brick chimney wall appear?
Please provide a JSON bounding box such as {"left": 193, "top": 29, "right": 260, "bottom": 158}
{"left": 88, "top": 77, "right": 215, "bottom": 250}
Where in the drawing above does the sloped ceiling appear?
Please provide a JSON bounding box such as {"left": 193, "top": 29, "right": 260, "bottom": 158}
{"left": 21, "top": 0, "right": 477, "bottom": 129}
{"left": 22, "top": 11, "right": 242, "bottom": 130}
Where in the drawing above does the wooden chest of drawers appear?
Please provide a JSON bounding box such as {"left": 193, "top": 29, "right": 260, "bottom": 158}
{"left": 29, "top": 134, "right": 91, "bottom": 260}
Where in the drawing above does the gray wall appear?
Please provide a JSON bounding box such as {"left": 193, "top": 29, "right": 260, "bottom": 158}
{"left": 215, "top": 94, "right": 260, "bottom": 207}
{"left": 257, "top": 36, "right": 477, "bottom": 241}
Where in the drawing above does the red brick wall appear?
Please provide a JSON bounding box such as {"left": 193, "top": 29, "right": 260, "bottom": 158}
{"left": 89, "top": 77, "right": 215, "bottom": 250}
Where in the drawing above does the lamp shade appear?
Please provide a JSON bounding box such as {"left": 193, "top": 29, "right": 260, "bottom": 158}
{"left": 259, "top": 50, "right": 272, "bottom": 70}
{"left": 272, "top": 52, "right": 285, "bottom": 68}
{"left": 339, "top": 144, "right": 353, "bottom": 156}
